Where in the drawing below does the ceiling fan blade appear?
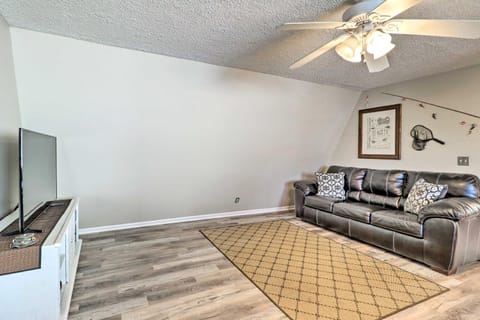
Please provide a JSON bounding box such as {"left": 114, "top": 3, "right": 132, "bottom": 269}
{"left": 385, "top": 19, "right": 480, "bottom": 39}
{"left": 373, "top": 0, "right": 425, "bottom": 19}
{"left": 290, "top": 34, "right": 350, "bottom": 70}
{"left": 365, "top": 54, "right": 390, "bottom": 73}
{"left": 279, "top": 21, "right": 346, "bottom": 31}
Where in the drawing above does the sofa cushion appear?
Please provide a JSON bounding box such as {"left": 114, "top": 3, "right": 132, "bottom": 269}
{"left": 305, "top": 196, "right": 343, "bottom": 213}
{"left": 371, "top": 210, "right": 423, "bottom": 238}
{"left": 359, "top": 192, "right": 402, "bottom": 209}
{"left": 315, "top": 172, "right": 346, "bottom": 200}
{"left": 404, "top": 171, "right": 480, "bottom": 199}
{"left": 348, "top": 191, "right": 361, "bottom": 201}
{"left": 332, "top": 202, "right": 384, "bottom": 223}
{"left": 363, "top": 169, "right": 407, "bottom": 196}
{"left": 327, "top": 166, "right": 367, "bottom": 192}
{"left": 404, "top": 179, "right": 448, "bottom": 214}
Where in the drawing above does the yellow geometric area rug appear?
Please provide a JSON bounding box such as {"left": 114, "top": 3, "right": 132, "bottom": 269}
{"left": 200, "top": 220, "right": 447, "bottom": 320}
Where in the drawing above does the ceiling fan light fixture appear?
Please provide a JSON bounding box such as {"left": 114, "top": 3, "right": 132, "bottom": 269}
{"left": 366, "top": 30, "right": 396, "bottom": 59}
{"left": 281, "top": 0, "right": 480, "bottom": 72}
{"left": 373, "top": 42, "right": 396, "bottom": 59}
{"left": 335, "top": 36, "right": 362, "bottom": 63}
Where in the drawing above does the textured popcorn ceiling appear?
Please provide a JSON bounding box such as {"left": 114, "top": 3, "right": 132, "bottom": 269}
{"left": 1, "top": 0, "right": 480, "bottom": 89}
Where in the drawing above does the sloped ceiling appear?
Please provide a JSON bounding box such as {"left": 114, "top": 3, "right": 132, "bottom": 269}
{"left": 1, "top": 0, "right": 480, "bottom": 89}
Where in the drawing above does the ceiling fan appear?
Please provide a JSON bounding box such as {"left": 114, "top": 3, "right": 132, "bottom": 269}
{"left": 279, "top": 0, "right": 480, "bottom": 72}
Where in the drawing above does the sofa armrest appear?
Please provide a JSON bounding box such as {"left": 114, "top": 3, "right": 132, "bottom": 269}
{"left": 418, "top": 197, "right": 480, "bottom": 223}
{"left": 294, "top": 180, "right": 318, "bottom": 196}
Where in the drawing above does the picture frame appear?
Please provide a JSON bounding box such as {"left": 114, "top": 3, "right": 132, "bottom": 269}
{"left": 358, "top": 104, "right": 401, "bottom": 160}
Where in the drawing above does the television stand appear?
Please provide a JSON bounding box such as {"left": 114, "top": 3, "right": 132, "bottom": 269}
{"left": 1, "top": 203, "right": 52, "bottom": 236}
{"left": 2, "top": 201, "right": 67, "bottom": 236}
{"left": 0, "top": 198, "right": 81, "bottom": 320}
{"left": 2, "top": 227, "right": 42, "bottom": 236}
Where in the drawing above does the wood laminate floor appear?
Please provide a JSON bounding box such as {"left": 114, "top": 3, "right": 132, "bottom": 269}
{"left": 69, "top": 212, "right": 480, "bottom": 320}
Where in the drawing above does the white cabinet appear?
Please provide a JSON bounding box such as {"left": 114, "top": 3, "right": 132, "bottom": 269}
{"left": 0, "top": 198, "right": 82, "bottom": 320}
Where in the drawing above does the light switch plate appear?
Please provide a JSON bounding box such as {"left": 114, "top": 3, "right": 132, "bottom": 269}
{"left": 457, "top": 156, "right": 470, "bottom": 166}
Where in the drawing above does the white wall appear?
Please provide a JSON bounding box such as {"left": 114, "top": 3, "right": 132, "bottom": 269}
{"left": 0, "top": 16, "right": 20, "bottom": 219}
{"left": 331, "top": 65, "right": 480, "bottom": 177}
{"left": 11, "top": 28, "right": 361, "bottom": 228}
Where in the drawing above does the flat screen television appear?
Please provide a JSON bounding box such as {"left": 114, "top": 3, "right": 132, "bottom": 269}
{"left": 16, "top": 128, "right": 57, "bottom": 234}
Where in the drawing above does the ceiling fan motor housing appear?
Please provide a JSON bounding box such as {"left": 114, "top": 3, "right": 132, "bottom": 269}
{"left": 343, "top": 0, "right": 384, "bottom": 22}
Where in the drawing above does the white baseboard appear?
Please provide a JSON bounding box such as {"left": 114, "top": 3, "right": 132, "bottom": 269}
{"left": 79, "top": 205, "right": 294, "bottom": 235}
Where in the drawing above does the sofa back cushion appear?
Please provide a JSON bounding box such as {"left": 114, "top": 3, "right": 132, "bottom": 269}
{"left": 362, "top": 169, "right": 407, "bottom": 196}
{"left": 325, "top": 165, "right": 480, "bottom": 210}
{"left": 327, "top": 166, "right": 406, "bottom": 208}
{"left": 359, "top": 192, "right": 402, "bottom": 209}
{"left": 404, "top": 171, "right": 480, "bottom": 199}
{"left": 327, "top": 166, "right": 367, "bottom": 202}
{"left": 327, "top": 166, "right": 367, "bottom": 192}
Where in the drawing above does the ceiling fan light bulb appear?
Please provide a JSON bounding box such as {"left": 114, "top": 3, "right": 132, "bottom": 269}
{"left": 366, "top": 30, "right": 392, "bottom": 47}
{"left": 372, "top": 42, "right": 396, "bottom": 59}
{"left": 366, "top": 30, "right": 395, "bottom": 59}
{"left": 335, "top": 37, "right": 362, "bottom": 63}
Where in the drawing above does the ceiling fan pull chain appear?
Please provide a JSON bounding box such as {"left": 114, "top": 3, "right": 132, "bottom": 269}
{"left": 361, "top": 25, "right": 366, "bottom": 61}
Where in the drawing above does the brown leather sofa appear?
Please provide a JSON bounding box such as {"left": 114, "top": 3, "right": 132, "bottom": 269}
{"left": 294, "top": 165, "right": 480, "bottom": 275}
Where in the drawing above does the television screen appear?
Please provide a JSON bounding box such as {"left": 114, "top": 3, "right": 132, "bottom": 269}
{"left": 20, "top": 129, "right": 57, "bottom": 221}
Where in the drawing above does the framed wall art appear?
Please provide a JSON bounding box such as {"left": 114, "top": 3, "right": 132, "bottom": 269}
{"left": 358, "top": 104, "right": 401, "bottom": 160}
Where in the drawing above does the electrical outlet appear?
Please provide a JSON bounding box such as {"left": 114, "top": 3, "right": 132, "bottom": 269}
{"left": 457, "top": 156, "right": 470, "bottom": 166}
{"left": 234, "top": 197, "right": 240, "bottom": 204}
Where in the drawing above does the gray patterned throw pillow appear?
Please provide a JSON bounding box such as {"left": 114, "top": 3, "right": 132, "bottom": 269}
{"left": 404, "top": 178, "right": 448, "bottom": 214}
{"left": 315, "top": 172, "right": 346, "bottom": 200}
